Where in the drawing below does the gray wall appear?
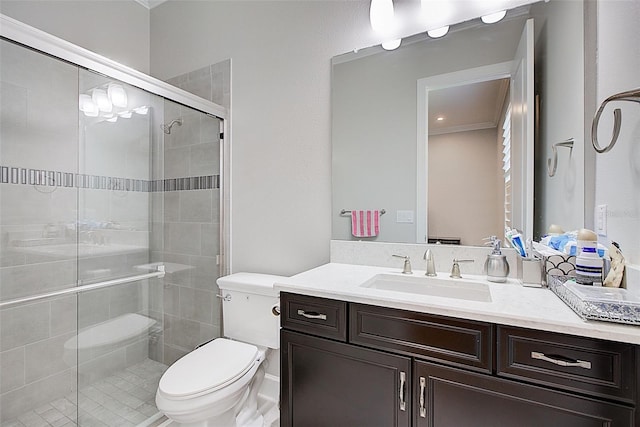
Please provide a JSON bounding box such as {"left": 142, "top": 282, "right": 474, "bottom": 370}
{"left": 0, "top": 0, "right": 150, "bottom": 73}
{"left": 150, "top": 1, "right": 380, "bottom": 275}
{"left": 532, "top": 0, "right": 586, "bottom": 238}
{"left": 595, "top": 1, "right": 640, "bottom": 272}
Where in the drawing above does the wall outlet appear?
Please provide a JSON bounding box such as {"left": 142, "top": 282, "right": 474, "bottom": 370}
{"left": 396, "top": 210, "right": 414, "bottom": 224}
{"left": 596, "top": 204, "right": 607, "bottom": 236}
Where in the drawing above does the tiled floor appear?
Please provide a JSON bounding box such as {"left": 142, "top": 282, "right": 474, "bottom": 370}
{"left": 3, "top": 359, "right": 167, "bottom": 427}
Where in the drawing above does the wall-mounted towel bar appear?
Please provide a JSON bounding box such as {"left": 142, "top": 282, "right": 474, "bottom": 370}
{"left": 340, "top": 209, "right": 386, "bottom": 215}
{"left": 547, "top": 139, "right": 574, "bottom": 177}
{"left": 591, "top": 88, "right": 640, "bottom": 153}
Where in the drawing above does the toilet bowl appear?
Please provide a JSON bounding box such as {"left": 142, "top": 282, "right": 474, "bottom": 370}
{"left": 156, "top": 273, "right": 285, "bottom": 427}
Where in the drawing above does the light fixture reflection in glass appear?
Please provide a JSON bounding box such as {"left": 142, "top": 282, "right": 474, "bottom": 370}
{"left": 92, "top": 89, "right": 112, "bottom": 113}
{"left": 107, "top": 84, "right": 128, "bottom": 108}
{"left": 118, "top": 111, "right": 133, "bottom": 119}
{"left": 427, "top": 26, "right": 449, "bottom": 38}
{"left": 134, "top": 106, "right": 149, "bottom": 115}
{"left": 79, "top": 94, "right": 99, "bottom": 117}
{"left": 370, "top": 0, "right": 395, "bottom": 34}
{"left": 106, "top": 116, "right": 118, "bottom": 123}
{"left": 436, "top": 116, "right": 445, "bottom": 121}
{"left": 481, "top": 10, "right": 507, "bottom": 24}
{"left": 382, "top": 38, "right": 401, "bottom": 50}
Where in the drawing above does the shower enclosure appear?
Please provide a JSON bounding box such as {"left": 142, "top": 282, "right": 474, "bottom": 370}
{"left": 0, "top": 15, "right": 228, "bottom": 426}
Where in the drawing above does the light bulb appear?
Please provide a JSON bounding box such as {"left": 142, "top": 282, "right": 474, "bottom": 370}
{"left": 382, "top": 39, "right": 401, "bottom": 50}
{"left": 427, "top": 26, "right": 449, "bottom": 38}
{"left": 92, "top": 89, "right": 112, "bottom": 113}
{"left": 370, "top": 0, "right": 395, "bottom": 34}
{"left": 107, "top": 84, "right": 128, "bottom": 108}
{"left": 481, "top": 10, "right": 507, "bottom": 24}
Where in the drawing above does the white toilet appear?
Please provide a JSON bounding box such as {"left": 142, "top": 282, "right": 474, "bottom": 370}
{"left": 156, "top": 273, "right": 284, "bottom": 427}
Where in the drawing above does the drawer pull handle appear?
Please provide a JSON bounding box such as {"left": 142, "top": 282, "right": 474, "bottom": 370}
{"left": 419, "top": 376, "right": 426, "bottom": 418}
{"left": 531, "top": 351, "right": 592, "bottom": 370}
{"left": 297, "top": 309, "right": 327, "bottom": 320}
{"left": 399, "top": 371, "right": 406, "bottom": 411}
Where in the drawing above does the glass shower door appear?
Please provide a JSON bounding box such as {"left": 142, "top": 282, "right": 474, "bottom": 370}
{"left": 74, "top": 70, "right": 167, "bottom": 426}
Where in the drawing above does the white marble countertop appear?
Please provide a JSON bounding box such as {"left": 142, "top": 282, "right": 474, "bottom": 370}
{"left": 275, "top": 262, "right": 640, "bottom": 345}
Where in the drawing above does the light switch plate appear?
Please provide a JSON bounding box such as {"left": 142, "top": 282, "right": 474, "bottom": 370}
{"left": 596, "top": 204, "right": 607, "bottom": 236}
{"left": 396, "top": 210, "right": 414, "bottom": 224}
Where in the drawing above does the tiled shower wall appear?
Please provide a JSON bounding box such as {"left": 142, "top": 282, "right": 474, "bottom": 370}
{"left": 152, "top": 60, "right": 229, "bottom": 365}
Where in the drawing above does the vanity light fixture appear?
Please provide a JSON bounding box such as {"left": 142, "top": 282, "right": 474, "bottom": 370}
{"left": 427, "top": 26, "right": 449, "bottom": 38}
{"left": 382, "top": 39, "right": 401, "bottom": 50}
{"left": 481, "top": 10, "right": 507, "bottom": 24}
{"left": 370, "top": 0, "right": 395, "bottom": 34}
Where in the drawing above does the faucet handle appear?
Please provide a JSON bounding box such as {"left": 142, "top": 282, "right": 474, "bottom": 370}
{"left": 392, "top": 254, "right": 413, "bottom": 274}
{"left": 450, "top": 259, "right": 474, "bottom": 278}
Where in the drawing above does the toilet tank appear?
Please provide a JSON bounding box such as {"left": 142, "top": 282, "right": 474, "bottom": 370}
{"left": 216, "top": 273, "right": 285, "bottom": 349}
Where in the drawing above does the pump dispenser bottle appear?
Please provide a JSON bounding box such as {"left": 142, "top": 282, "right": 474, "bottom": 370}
{"left": 484, "top": 236, "right": 510, "bottom": 283}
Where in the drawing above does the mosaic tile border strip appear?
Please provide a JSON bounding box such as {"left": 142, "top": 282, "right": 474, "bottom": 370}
{"left": 0, "top": 165, "right": 219, "bottom": 192}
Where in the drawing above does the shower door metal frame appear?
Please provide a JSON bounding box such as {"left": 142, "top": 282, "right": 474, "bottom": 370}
{"left": 0, "top": 13, "right": 232, "bottom": 276}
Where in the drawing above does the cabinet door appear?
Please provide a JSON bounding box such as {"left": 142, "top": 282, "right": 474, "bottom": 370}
{"left": 414, "top": 361, "right": 634, "bottom": 427}
{"left": 281, "top": 330, "right": 411, "bottom": 427}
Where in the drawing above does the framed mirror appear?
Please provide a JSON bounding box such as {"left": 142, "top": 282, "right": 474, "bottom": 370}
{"left": 331, "top": 0, "right": 588, "bottom": 246}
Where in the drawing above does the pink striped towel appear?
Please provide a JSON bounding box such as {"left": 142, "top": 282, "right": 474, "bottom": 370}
{"left": 351, "top": 210, "right": 380, "bottom": 238}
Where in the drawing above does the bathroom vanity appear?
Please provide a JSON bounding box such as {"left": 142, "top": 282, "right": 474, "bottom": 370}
{"left": 277, "top": 263, "right": 639, "bottom": 427}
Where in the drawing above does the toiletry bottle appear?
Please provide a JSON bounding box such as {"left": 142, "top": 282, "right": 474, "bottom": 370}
{"left": 484, "top": 236, "right": 510, "bottom": 283}
{"left": 575, "top": 228, "right": 603, "bottom": 286}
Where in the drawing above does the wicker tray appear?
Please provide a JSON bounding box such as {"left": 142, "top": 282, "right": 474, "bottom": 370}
{"left": 549, "top": 276, "right": 640, "bottom": 325}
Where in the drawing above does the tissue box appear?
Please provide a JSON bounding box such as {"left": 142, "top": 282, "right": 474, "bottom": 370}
{"left": 532, "top": 243, "right": 576, "bottom": 285}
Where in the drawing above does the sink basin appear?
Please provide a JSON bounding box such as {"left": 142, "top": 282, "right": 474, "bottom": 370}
{"left": 360, "top": 274, "right": 492, "bottom": 302}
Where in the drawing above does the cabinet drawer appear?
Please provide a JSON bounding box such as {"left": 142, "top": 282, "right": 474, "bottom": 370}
{"left": 497, "top": 325, "right": 637, "bottom": 403}
{"left": 350, "top": 303, "right": 492, "bottom": 372}
{"left": 280, "top": 292, "right": 347, "bottom": 341}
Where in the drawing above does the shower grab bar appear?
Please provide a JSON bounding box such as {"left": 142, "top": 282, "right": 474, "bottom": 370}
{"left": 0, "top": 265, "right": 165, "bottom": 309}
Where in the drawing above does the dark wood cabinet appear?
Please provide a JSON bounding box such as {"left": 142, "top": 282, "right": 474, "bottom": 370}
{"left": 280, "top": 292, "right": 638, "bottom": 427}
{"left": 414, "top": 361, "right": 634, "bottom": 427}
{"left": 281, "top": 330, "right": 411, "bottom": 427}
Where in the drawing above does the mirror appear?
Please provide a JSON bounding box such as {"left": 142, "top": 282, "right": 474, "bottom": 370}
{"left": 332, "top": 0, "right": 588, "bottom": 245}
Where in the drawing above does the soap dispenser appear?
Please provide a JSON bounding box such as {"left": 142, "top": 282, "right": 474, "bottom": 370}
{"left": 484, "top": 236, "right": 510, "bottom": 283}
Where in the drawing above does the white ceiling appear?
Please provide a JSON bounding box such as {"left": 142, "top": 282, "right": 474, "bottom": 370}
{"left": 428, "top": 78, "right": 510, "bottom": 136}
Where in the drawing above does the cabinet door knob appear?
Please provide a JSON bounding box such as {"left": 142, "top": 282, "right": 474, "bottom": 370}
{"left": 531, "top": 351, "right": 592, "bottom": 370}
{"left": 419, "top": 376, "right": 426, "bottom": 418}
{"left": 399, "top": 371, "right": 406, "bottom": 411}
{"left": 297, "top": 309, "right": 327, "bottom": 320}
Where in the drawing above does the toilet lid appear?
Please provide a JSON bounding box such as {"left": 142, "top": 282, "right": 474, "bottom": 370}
{"left": 159, "top": 338, "right": 259, "bottom": 398}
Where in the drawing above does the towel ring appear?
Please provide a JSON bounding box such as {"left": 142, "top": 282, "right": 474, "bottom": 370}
{"left": 591, "top": 88, "right": 640, "bottom": 154}
{"left": 547, "top": 139, "right": 574, "bottom": 177}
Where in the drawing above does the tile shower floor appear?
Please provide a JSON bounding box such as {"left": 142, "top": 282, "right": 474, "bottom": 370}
{"left": 4, "top": 359, "right": 168, "bottom": 427}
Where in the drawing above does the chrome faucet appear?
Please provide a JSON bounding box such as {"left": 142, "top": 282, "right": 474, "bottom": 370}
{"left": 392, "top": 255, "right": 413, "bottom": 274}
{"left": 423, "top": 249, "right": 437, "bottom": 276}
{"left": 450, "top": 259, "right": 474, "bottom": 278}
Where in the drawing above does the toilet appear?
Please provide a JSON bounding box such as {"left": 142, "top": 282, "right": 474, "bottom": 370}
{"left": 155, "top": 273, "right": 284, "bottom": 427}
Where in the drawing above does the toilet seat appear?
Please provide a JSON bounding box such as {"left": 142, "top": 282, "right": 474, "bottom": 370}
{"left": 158, "top": 338, "right": 259, "bottom": 400}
